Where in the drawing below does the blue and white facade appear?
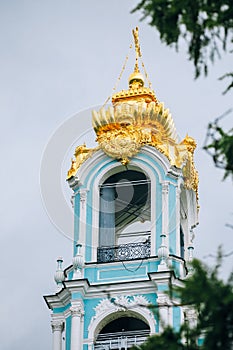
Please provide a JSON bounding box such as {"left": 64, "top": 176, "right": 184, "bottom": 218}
{"left": 44, "top": 143, "right": 198, "bottom": 350}
{"left": 44, "top": 27, "right": 199, "bottom": 350}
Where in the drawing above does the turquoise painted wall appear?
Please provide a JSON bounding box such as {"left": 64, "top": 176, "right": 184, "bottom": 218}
{"left": 53, "top": 304, "right": 71, "bottom": 314}
{"left": 173, "top": 306, "right": 181, "bottom": 332}
{"left": 65, "top": 315, "right": 71, "bottom": 350}
{"left": 83, "top": 298, "right": 102, "bottom": 339}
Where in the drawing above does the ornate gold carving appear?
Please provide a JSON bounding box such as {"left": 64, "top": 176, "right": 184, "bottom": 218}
{"left": 68, "top": 27, "right": 198, "bottom": 198}
{"left": 112, "top": 85, "right": 157, "bottom": 104}
{"left": 92, "top": 101, "right": 179, "bottom": 165}
{"left": 97, "top": 125, "right": 141, "bottom": 165}
{"left": 180, "top": 135, "right": 199, "bottom": 196}
{"left": 92, "top": 102, "right": 198, "bottom": 196}
{"left": 67, "top": 144, "right": 98, "bottom": 179}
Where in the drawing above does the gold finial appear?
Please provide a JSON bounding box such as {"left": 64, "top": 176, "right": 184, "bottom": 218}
{"left": 132, "top": 27, "right": 141, "bottom": 73}
{"left": 111, "top": 26, "right": 156, "bottom": 103}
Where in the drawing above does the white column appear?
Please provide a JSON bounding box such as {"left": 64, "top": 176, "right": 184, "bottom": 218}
{"left": 78, "top": 189, "right": 88, "bottom": 252}
{"left": 157, "top": 293, "right": 169, "bottom": 332}
{"left": 162, "top": 182, "right": 169, "bottom": 251}
{"left": 70, "top": 303, "right": 84, "bottom": 350}
{"left": 176, "top": 184, "right": 181, "bottom": 255}
{"left": 51, "top": 320, "right": 63, "bottom": 350}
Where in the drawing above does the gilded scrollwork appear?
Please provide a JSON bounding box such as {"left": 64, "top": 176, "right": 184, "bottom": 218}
{"left": 91, "top": 101, "right": 199, "bottom": 197}
{"left": 67, "top": 144, "right": 98, "bottom": 179}
{"left": 67, "top": 27, "right": 199, "bottom": 199}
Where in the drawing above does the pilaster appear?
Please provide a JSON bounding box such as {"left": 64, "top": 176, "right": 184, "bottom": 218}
{"left": 161, "top": 181, "right": 169, "bottom": 250}
{"left": 70, "top": 302, "right": 85, "bottom": 350}
{"left": 175, "top": 184, "right": 181, "bottom": 256}
{"left": 51, "top": 319, "right": 64, "bottom": 350}
{"left": 77, "top": 188, "right": 88, "bottom": 256}
{"left": 157, "top": 293, "right": 172, "bottom": 331}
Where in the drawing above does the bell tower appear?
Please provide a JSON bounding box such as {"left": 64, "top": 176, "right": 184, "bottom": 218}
{"left": 44, "top": 27, "right": 199, "bottom": 350}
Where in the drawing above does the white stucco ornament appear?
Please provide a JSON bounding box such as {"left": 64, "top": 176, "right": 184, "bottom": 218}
{"left": 94, "top": 295, "right": 149, "bottom": 318}
{"left": 88, "top": 294, "right": 156, "bottom": 340}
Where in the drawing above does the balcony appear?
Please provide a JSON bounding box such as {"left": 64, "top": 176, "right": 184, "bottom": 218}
{"left": 97, "top": 239, "right": 151, "bottom": 263}
{"left": 94, "top": 329, "right": 150, "bottom": 350}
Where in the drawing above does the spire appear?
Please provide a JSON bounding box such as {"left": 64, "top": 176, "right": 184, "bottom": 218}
{"left": 111, "top": 26, "right": 157, "bottom": 105}
{"left": 127, "top": 27, "right": 145, "bottom": 89}
{"left": 132, "top": 26, "right": 141, "bottom": 72}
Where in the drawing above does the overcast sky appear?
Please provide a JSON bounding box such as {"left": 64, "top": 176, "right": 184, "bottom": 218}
{"left": 1, "top": 1, "right": 232, "bottom": 349}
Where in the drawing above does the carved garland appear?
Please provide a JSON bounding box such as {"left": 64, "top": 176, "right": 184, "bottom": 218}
{"left": 88, "top": 295, "right": 156, "bottom": 340}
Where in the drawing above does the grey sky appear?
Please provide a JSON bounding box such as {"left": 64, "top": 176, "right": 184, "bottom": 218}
{"left": 1, "top": 1, "right": 232, "bottom": 349}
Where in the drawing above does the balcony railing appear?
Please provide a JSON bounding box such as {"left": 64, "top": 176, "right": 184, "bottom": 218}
{"left": 97, "top": 240, "right": 151, "bottom": 263}
{"left": 94, "top": 329, "right": 150, "bottom": 350}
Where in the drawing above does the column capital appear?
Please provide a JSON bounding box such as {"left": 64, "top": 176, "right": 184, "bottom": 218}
{"left": 162, "top": 181, "right": 169, "bottom": 194}
{"left": 157, "top": 293, "right": 169, "bottom": 305}
{"left": 51, "top": 320, "right": 64, "bottom": 332}
{"left": 70, "top": 303, "right": 84, "bottom": 317}
{"left": 79, "top": 188, "right": 88, "bottom": 200}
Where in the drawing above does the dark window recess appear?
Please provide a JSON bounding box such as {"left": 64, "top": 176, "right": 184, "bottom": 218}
{"left": 180, "top": 226, "right": 185, "bottom": 259}
{"left": 99, "top": 170, "right": 151, "bottom": 247}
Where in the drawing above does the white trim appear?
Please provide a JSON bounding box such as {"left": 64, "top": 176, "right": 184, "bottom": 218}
{"left": 175, "top": 183, "right": 181, "bottom": 257}
{"left": 72, "top": 147, "right": 182, "bottom": 262}
{"left": 78, "top": 188, "right": 88, "bottom": 248}
{"left": 162, "top": 181, "right": 169, "bottom": 252}
{"left": 88, "top": 296, "right": 157, "bottom": 341}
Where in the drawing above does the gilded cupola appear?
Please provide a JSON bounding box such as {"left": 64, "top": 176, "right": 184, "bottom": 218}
{"left": 67, "top": 27, "right": 198, "bottom": 198}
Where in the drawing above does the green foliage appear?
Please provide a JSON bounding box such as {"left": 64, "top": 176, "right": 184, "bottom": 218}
{"left": 204, "top": 122, "right": 233, "bottom": 179}
{"left": 136, "top": 255, "right": 233, "bottom": 350}
{"left": 175, "top": 256, "right": 233, "bottom": 349}
{"left": 132, "top": 0, "right": 233, "bottom": 90}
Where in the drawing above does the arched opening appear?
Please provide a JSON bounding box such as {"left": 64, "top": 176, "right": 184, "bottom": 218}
{"left": 95, "top": 316, "right": 150, "bottom": 350}
{"left": 97, "top": 169, "right": 151, "bottom": 263}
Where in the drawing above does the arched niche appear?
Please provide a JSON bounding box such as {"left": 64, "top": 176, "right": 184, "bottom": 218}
{"left": 74, "top": 147, "right": 178, "bottom": 261}
{"left": 88, "top": 296, "right": 157, "bottom": 344}
{"left": 99, "top": 169, "right": 151, "bottom": 248}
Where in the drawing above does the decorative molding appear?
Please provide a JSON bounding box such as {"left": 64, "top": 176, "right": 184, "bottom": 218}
{"left": 162, "top": 181, "right": 169, "bottom": 194}
{"left": 79, "top": 188, "right": 88, "bottom": 208}
{"left": 70, "top": 194, "right": 75, "bottom": 208}
{"left": 51, "top": 320, "right": 64, "bottom": 332}
{"left": 88, "top": 295, "right": 156, "bottom": 340}
{"left": 67, "top": 176, "right": 80, "bottom": 190}
{"left": 71, "top": 303, "right": 84, "bottom": 317}
{"left": 94, "top": 295, "right": 149, "bottom": 317}
{"left": 157, "top": 293, "right": 169, "bottom": 306}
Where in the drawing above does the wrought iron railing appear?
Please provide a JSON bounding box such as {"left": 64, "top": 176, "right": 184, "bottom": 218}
{"left": 94, "top": 329, "right": 150, "bottom": 350}
{"left": 97, "top": 240, "right": 151, "bottom": 263}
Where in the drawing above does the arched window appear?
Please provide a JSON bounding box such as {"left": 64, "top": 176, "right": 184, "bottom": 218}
{"left": 95, "top": 316, "right": 150, "bottom": 350}
{"left": 97, "top": 169, "right": 151, "bottom": 262}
